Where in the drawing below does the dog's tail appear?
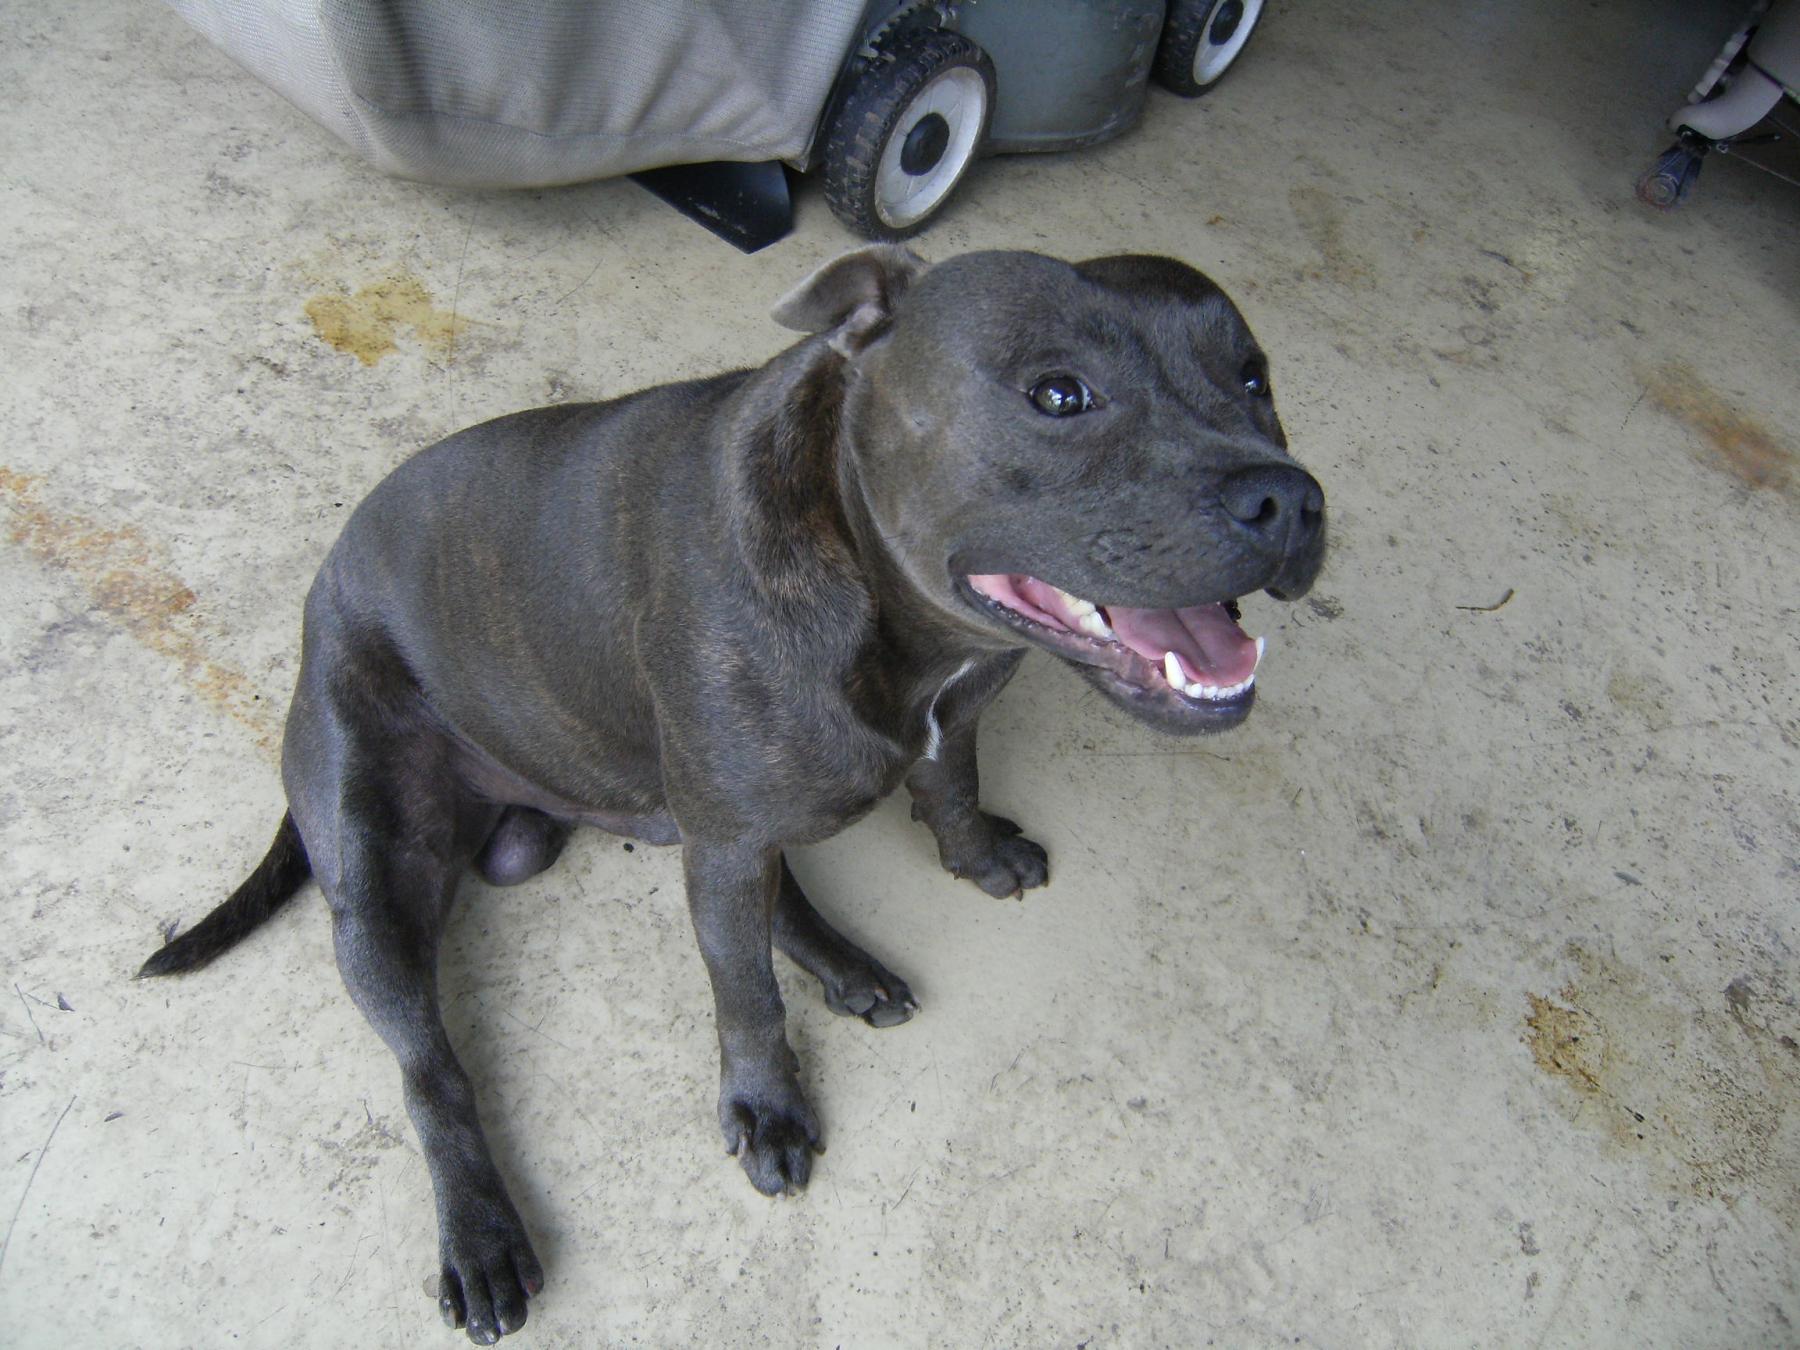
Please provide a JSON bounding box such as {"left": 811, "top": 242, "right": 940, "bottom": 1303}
{"left": 137, "top": 813, "right": 311, "bottom": 979}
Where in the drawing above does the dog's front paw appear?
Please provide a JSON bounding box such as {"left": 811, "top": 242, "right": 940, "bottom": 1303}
{"left": 821, "top": 956, "right": 919, "bottom": 1028}
{"left": 719, "top": 1080, "right": 823, "bottom": 1197}
{"left": 436, "top": 1202, "right": 544, "bottom": 1344}
{"left": 940, "top": 813, "right": 1050, "bottom": 899}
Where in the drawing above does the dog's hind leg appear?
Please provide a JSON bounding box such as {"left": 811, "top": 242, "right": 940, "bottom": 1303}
{"left": 772, "top": 854, "right": 917, "bottom": 1028}
{"left": 328, "top": 866, "right": 543, "bottom": 1341}
{"left": 285, "top": 683, "right": 542, "bottom": 1343}
{"left": 905, "top": 718, "right": 1049, "bottom": 899}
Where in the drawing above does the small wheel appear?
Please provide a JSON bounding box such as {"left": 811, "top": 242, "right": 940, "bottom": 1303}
{"left": 1154, "top": 0, "right": 1267, "bottom": 97}
{"left": 822, "top": 27, "right": 996, "bottom": 240}
{"left": 1636, "top": 144, "right": 1704, "bottom": 211}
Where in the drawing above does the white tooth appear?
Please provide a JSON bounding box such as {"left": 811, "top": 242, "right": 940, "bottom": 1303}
{"left": 1201, "top": 684, "right": 1221, "bottom": 701}
{"left": 1163, "top": 651, "right": 1186, "bottom": 687}
{"left": 1077, "top": 610, "right": 1114, "bottom": 639}
{"left": 1253, "top": 635, "right": 1267, "bottom": 668}
{"left": 1054, "top": 587, "right": 1096, "bottom": 618}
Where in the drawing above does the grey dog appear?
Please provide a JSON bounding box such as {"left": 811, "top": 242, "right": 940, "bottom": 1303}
{"left": 139, "top": 246, "right": 1325, "bottom": 1342}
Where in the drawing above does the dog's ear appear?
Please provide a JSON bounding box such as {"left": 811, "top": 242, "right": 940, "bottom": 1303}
{"left": 771, "top": 245, "right": 927, "bottom": 356}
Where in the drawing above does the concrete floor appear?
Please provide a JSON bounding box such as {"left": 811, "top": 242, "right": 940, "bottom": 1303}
{"left": 2, "top": 2, "right": 1797, "bottom": 1346}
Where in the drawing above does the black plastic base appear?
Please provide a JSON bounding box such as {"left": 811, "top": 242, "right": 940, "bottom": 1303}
{"left": 630, "top": 160, "right": 795, "bottom": 254}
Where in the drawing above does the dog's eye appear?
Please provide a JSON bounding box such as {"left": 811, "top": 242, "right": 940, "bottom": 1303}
{"left": 1029, "top": 375, "right": 1094, "bottom": 417}
{"left": 1241, "top": 360, "right": 1272, "bottom": 399}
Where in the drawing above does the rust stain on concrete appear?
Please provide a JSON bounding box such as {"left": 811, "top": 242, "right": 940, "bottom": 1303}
{"left": 304, "top": 273, "right": 466, "bottom": 366}
{"left": 1525, "top": 990, "right": 1607, "bottom": 1091}
{"left": 0, "top": 467, "right": 279, "bottom": 753}
{"left": 1524, "top": 945, "right": 1798, "bottom": 1215}
{"left": 1644, "top": 361, "right": 1795, "bottom": 500}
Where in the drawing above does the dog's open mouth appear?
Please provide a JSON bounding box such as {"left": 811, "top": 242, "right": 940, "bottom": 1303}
{"left": 961, "top": 572, "right": 1264, "bottom": 726}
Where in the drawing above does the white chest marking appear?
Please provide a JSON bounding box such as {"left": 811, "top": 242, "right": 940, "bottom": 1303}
{"left": 923, "top": 658, "right": 977, "bottom": 762}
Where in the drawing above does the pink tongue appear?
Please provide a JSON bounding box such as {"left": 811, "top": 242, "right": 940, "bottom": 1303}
{"left": 1108, "top": 604, "right": 1258, "bottom": 685}
{"left": 970, "top": 574, "right": 1258, "bottom": 686}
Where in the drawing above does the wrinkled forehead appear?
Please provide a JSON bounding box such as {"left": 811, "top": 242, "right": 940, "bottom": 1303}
{"left": 890, "top": 252, "right": 1259, "bottom": 373}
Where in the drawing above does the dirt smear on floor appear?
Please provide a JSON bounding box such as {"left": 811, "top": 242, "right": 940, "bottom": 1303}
{"left": 0, "top": 466, "right": 279, "bottom": 753}
{"left": 304, "top": 273, "right": 466, "bottom": 366}
{"left": 1524, "top": 945, "right": 1798, "bottom": 1216}
{"left": 1289, "top": 185, "right": 1376, "bottom": 289}
{"left": 1643, "top": 361, "right": 1795, "bottom": 502}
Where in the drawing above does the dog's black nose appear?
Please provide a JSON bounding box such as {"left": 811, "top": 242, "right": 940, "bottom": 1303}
{"left": 1219, "top": 463, "right": 1326, "bottom": 600}
{"left": 1220, "top": 464, "right": 1324, "bottom": 544}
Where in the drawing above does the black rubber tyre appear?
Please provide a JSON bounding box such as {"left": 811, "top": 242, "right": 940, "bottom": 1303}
{"left": 1153, "top": 0, "right": 1267, "bottom": 98}
{"left": 822, "top": 27, "right": 996, "bottom": 241}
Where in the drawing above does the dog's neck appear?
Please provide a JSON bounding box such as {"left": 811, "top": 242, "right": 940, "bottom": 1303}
{"left": 715, "top": 341, "right": 867, "bottom": 622}
{"left": 715, "top": 337, "right": 1014, "bottom": 740}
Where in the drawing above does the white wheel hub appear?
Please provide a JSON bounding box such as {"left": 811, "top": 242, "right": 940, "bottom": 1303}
{"left": 1193, "top": 0, "right": 1264, "bottom": 86}
{"left": 874, "top": 65, "right": 987, "bottom": 230}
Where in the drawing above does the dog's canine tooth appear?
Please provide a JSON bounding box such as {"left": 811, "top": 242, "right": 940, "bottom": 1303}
{"left": 1054, "top": 586, "right": 1097, "bottom": 617}
{"left": 1162, "top": 651, "right": 1186, "bottom": 688}
{"left": 1254, "top": 635, "right": 1266, "bottom": 667}
{"left": 1077, "top": 610, "right": 1114, "bottom": 639}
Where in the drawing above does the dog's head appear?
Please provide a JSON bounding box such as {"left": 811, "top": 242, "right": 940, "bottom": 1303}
{"left": 774, "top": 246, "right": 1325, "bottom": 735}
